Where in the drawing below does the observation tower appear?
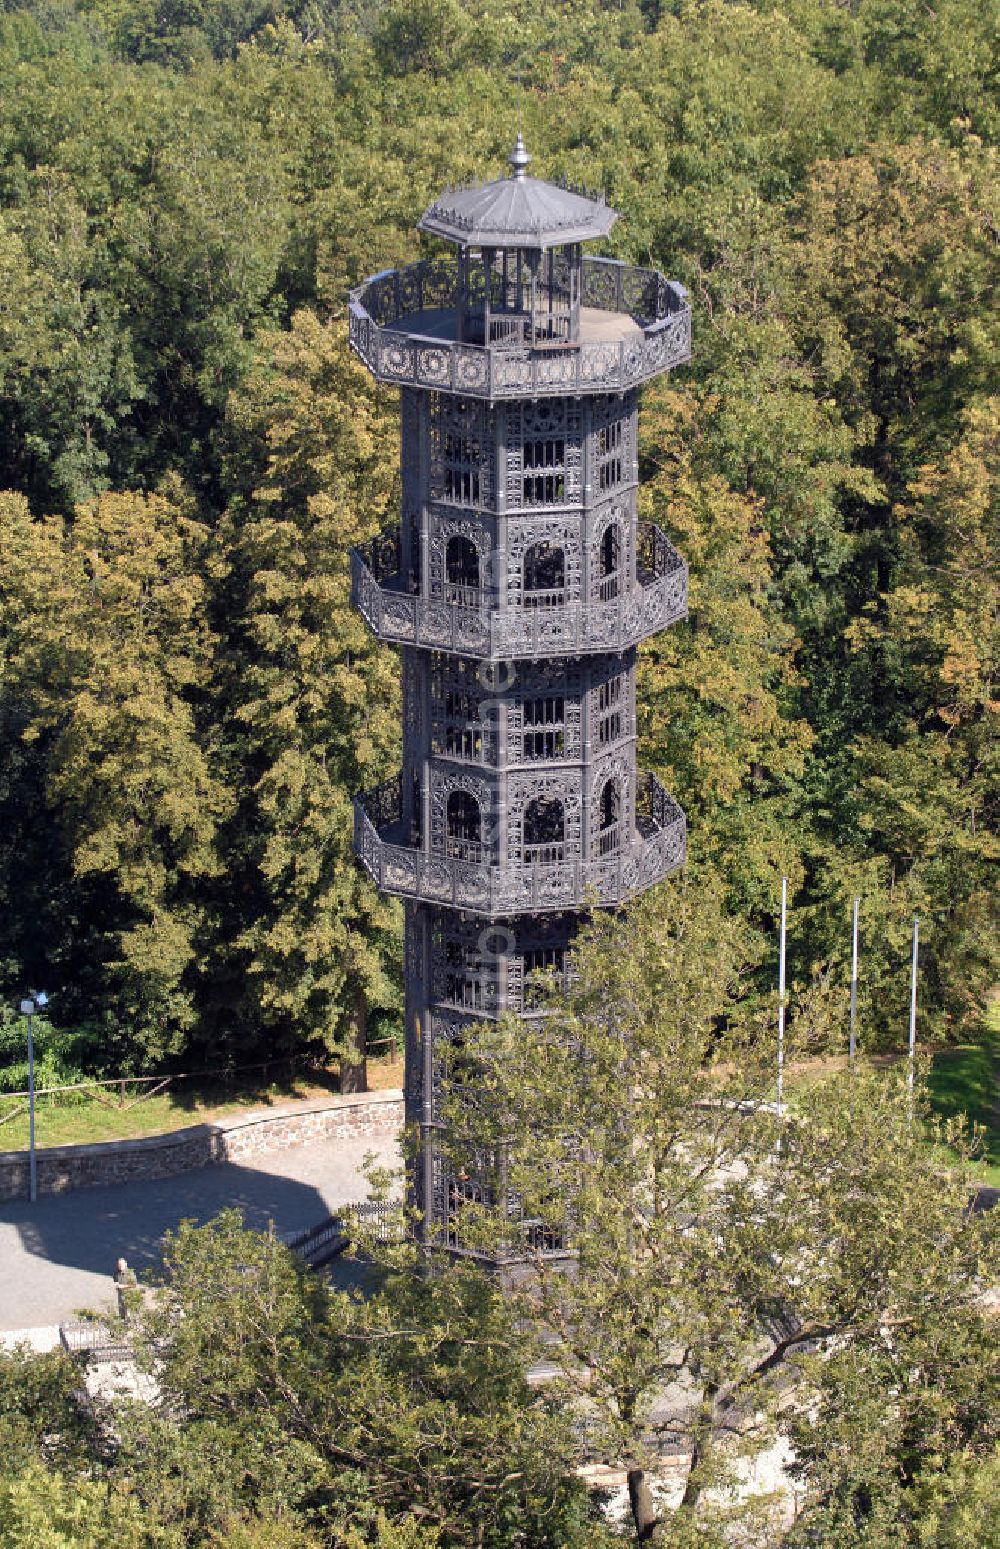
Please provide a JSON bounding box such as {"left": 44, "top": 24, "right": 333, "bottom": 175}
{"left": 350, "top": 137, "right": 691, "bottom": 1247}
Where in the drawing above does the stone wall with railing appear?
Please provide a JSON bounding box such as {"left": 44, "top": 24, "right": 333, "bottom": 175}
{"left": 0, "top": 1091, "right": 403, "bottom": 1202}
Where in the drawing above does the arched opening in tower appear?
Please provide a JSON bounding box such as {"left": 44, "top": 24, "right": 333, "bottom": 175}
{"left": 523, "top": 795, "right": 566, "bottom": 866}
{"left": 599, "top": 520, "right": 621, "bottom": 601}
{"left": 446, "top": 789, "right": 483, "bottom": 862}
{"left": 445, "top": 534, "right": 481, "bottom": 608}
{"left": 523, "top": 541, "right": 566, "bottom": 609}
{"left": 598, "top": 777, "right": 622, "bottom": 857}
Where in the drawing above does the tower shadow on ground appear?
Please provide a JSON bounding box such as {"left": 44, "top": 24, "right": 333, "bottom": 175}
{"left": 0, "top": 1133, "right": 400, "bottom": 1330}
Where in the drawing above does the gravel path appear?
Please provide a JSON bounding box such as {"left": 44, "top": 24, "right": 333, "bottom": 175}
{"left": 0, "top": 1130, "right": 401, "bottom": 1332}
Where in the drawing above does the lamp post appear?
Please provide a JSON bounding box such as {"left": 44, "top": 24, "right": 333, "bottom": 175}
{"left": 19, "top": 991, "right": 47, "bottom": 1203}
{"left": 849, "top": 896, "right": 860, "bottom": 1068}
{"left": 777, "top": 877, "right": 787, "bottom": 1119}
{"left": 908, "top": 919, "right": 919, "bottom": 1120}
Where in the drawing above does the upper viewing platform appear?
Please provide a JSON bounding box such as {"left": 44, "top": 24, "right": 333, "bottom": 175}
{"left": 348, "top": 136, "right": 691, "bottom": 401}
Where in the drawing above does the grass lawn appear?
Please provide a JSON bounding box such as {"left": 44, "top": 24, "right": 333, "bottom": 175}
{"left": 0, "top": 1054, "right": 404, "bottom": 1153}
{"left": 2, "top": 1016, "right": 995, "bottom": 1188}
{"left": 926, "top": 1003, "right": 1000, "bottom": 1188}
{"left": 764, "top": 1008, "right": 999, "bottom": 1189}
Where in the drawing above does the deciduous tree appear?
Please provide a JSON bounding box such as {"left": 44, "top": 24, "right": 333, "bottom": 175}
{"left": 216, "top": 313, "right": 401, "bottom": 1069}
{"left": 444, "top": 884, "right": 998, "bottom": 1544}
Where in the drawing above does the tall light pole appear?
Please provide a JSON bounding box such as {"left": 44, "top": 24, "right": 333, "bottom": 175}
{"left": 777, "top": 877, "right": 787, "bottom": 1119}
{"left": 908, "top": 919, "right": 919, "bottom": 1117}
{"left": 19, "top": 991, "right": 47, "bottom": 1204}
{"left": 849, "top": 896, "right": 860, "bottom": 1068}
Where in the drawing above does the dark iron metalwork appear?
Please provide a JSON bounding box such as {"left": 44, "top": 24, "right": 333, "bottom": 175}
{"left": 352, "top": 521, "right": 687, "bottom": 658}
{"left": 350, "top": 142, "right": 692, "bottom": 1250}
{"left": 349, "top": 254, "right": 690, "bottom": 399}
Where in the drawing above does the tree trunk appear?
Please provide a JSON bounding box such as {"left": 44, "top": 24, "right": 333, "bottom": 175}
{"left": 340, "top": 987, "right": 368, "bottom": 1094}
{"left": 680, "top": 1382, "right": 719, "bottom": 1510}
{"left": 627, "top": 1468, "right": 661, "bottom": 1543}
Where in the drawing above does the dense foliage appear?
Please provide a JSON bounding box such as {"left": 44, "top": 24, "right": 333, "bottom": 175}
{"left": 0, "top": 893, "right": 995, "bottom": 1548}
{"left": 0, "top": 1213, "right": 593, "bottom": 1548}
{"left": 444, "top": 884, "right": 1000, "bottom": 1544}
{"left": 0, "top": 0, "right": 995, "bottom": 1068}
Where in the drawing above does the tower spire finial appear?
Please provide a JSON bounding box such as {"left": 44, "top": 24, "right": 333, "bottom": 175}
{"left": 509, "top": 129, "right": 530, "bottom": 181}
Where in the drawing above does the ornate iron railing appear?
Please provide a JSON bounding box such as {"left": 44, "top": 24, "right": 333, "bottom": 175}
{"left": 359, "top": 772, "right": 404, "bottom": 833}
{"left": 636, "top": 768, "right": 673, "bottom": 838}
{"left": 349, "top": 255, "right": 691, "bottom": 401}
{"left": 366, "top": 525, "right": 406, "bottom": 588}
{"left": 354, "top": 771, "right": 686, "bottom": 916}
{"left": 352, "top": 521, "right": 687, "bottom": 660}
{"left": 637, "top": 521, "right": 675, "bottom": 584}
{"left": 581, "top": 257, "right": 678, "bottom": 320}
{"left": 60, "top": 1323, "right": 133, "bottom": 1362}
{"left": 355, "top": 255, "right": 681, "bottom": 332}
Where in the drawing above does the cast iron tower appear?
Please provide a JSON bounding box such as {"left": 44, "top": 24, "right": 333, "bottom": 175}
{"left": 350, "top": 138, "right": 691, "bottom": 1247}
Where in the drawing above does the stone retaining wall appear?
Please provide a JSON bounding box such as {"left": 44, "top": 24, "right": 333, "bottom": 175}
{"left": 0, "top": 1091, "right": 404, "bottom": 1202}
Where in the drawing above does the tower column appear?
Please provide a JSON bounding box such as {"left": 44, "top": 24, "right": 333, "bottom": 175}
{"left": 350, "top": 140, "right": 691, "bottom": 1250}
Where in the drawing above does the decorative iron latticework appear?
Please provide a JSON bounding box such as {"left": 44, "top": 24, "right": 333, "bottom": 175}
{"left": 351, "top": 137, "right": 691, "bottom": 1257}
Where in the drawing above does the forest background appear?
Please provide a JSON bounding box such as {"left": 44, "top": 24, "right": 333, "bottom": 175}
{"left": 0, "top": 0, "right": 995, "bottom": 1080}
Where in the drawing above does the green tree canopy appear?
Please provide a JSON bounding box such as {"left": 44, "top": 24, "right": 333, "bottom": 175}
{"left": 442, "top": 883, "right": 999, "bottom": 1544}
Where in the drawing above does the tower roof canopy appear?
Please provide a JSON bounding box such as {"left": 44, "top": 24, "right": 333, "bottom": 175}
{"left": 419, "top": 136, "right": 618, "bottom": 250}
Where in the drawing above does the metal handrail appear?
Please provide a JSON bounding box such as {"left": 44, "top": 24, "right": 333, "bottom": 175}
{"left": 286, "top": 1200, "right": 406, "bottom": 1266}
{"left": 352, "top": 254, "right": 684, "bottom": 333}
{"left": 352, "top": 522, "right": 687, "bottom": 661}
{"left": 348, "top": 255, "right": 691, "bottom": 401}
{"left": 60, "top": 1322, "right": 133, "bottom": 1362}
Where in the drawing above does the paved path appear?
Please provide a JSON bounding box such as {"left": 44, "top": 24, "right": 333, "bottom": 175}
{"left": 0, "top": 1131, "right": 401, "bottom": 1332}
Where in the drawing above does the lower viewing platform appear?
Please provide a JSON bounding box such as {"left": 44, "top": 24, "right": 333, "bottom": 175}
{"left": 354, "top": 771, "right": 685, "bottom": 916}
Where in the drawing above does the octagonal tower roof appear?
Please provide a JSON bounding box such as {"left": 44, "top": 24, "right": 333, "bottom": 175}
{"left": 418, "top": 135, "right": 618, "bottom": 251}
